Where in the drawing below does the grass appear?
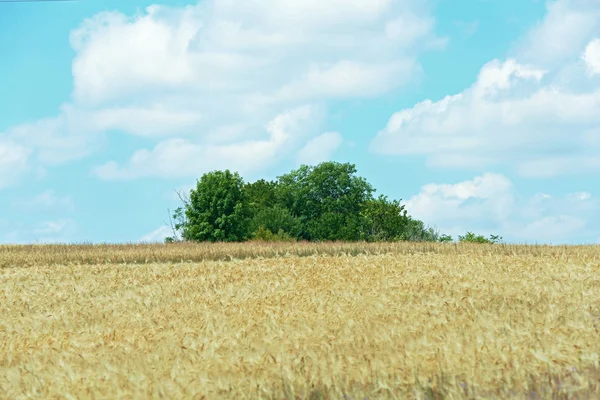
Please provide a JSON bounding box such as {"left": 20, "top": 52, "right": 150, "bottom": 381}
{"left": 1, "top": 241, "right": 596, "bottom": 268}
{"left": 1, "top": 242, "right": 599, "bottom": 399}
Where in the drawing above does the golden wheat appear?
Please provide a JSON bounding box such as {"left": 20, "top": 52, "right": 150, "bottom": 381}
{"left": 1, "top": 243, "right": 599, "bottom": 399}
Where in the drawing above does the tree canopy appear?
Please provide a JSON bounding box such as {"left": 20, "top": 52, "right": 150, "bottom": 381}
{"left": 181, "top": 170, "right": 250, "bottom": 242}
{"left": 167, "top": 161, "right": 482, "bottom": 243}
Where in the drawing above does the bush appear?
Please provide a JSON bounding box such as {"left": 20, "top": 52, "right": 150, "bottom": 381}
{"left": 458, "top": 232, "right": 503, "bottom": 244}
{"left": 399, "top": 217, "right": 441, "bottom": 242}
{"left": 251, "top": 226, "right": 296, "bottom": 242}
{"left": 438, "top": 234, "right": 453, "bottom": 243}
{"left": 249, "top": 205, "right": 302, "bottom": 239}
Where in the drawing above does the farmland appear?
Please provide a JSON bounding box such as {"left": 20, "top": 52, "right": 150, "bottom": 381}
{"left": 1, "top": 242, "right": 600, "bottom": 399}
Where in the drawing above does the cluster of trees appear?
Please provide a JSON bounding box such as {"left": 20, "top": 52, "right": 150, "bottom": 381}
{"left": 165, "top": 161, "right": 502, "bottom": 244}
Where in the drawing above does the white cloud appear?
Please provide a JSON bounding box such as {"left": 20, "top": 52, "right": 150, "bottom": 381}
{"left": 371, "top": 55, "right": 600, "bottom": 177}
{"left": 69, "top": 1, "right": 440, "bottom": 109}
{"left": 514, "top": 0, "right": 600, "bottom": 66}
{"left": 296, "top": 131, "right": 343, "bottom": 166}
{"left": 473, "top": 58, "right": 546, "bottom": 96}
{"left": 139, "top": 226, "right": 173, "bottom": 243}
{"left": 403, "top": 173, "right": 599, "bottom": 244}
{"left": 0, "top": 0, "right": 443, "bottom": 185}
{"left": 583, "top": 38, "right": 600, "bottom": 75}
{"left": 95, "top": 105, "right": 322, "bottom": 180}
{"left": 386, "top": 12, "right": 436, "bottom": 45}
{"left": 515, "top": 216, "right": 587, "bottom": 243}
{"left": 89, "top": 106, "right": 204, "bottom": 137}
{"left": 569, "top": 191, "right": 592, "bottom": 201}
{"left": 0, "top": 139, "right": 31, "bottom": 189}
{"left": 5, "top": 109, "right": 101, "bottom": 165}
{"left": 403, "top": 173, "right": 516, "bottom": 229}
{"left": 262, "top": 60, "right": 420, "bottom": 106}
{"left": 371, "top": 0, "right": 600, "bottom": 178}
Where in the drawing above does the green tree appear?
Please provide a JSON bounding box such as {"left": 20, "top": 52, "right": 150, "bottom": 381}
{"left": 248, "top": 204, "right": 302, "bottom": 238}
{"left": 275, "top": 162, "right": 375, "bottom": 241}
{"left": 165, "top": 206, "right": 186, "bottom": 243}
{"left": 400, "top": 216, "right": 442, "bottom": 242}
{"left": 168, "top": 162, "right": 456, "bottom": 244}
{"left": 305, "top": 211, "right": 366, "bottom": 241}
{"left": 362, "top": 195, "right": 409, "bottom": 241}
{"left": 182, "top": 170, "right": 250, "bottom": 242}
{"left": 244, "top": 179, "right": 302, "bottom": 238}
{"left": 244, "top": 179, "right": 277, "bottom": 211}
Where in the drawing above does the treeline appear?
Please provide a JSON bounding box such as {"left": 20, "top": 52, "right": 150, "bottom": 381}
{"left": 166, "top": 161, "right": 501, "bottom": 244}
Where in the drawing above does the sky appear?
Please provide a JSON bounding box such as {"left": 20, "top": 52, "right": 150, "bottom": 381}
{"left": 0, "top": 0, "right": 599, "bottom": 245}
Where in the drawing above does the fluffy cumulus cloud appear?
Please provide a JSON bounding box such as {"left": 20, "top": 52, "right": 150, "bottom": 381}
{"left": 95, "top": 104, "right": 323, "bottom": 179}
{"left": 296, "top": 131, "right": 343, "bottom": 166}
{"left": 514, "top": 0, "right": 600, "bottom": 66}
{"left": 0, "top": 139, "right": 31, "bottom": 188}
{"left": 404, "top": 173, "right": 516, "bottom": 227}
{"left": 583, "top": 38, "right": 600, "bottom": 75}
{"left": 70, "top": 0, "right": 441, "bottom": 107}
{"left": 404, "top": 173, "right": 599, "bottom": 244}
{"left": 371, "top": 0, "right": 600, "bottom": 178}
{"left": 0, "top": 0, "right": 444, "bottom": 185}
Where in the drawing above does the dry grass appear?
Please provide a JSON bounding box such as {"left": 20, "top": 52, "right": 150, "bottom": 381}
{"left": 1, "top": 241, "right": 598, "bottom": 268}
{"left": 1, "top": 243, "right": 600, "bottom": 399}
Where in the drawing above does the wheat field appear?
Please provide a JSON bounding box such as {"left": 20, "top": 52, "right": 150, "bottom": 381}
{"left": 1, "top": 242, "right": 599, "bottom": 399}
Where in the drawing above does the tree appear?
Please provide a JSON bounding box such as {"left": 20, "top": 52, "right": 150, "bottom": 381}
{"left": 169, "top": 162, "right": 458, "bottom": 243}
{"left": 400, "top": 216, "right": 442, "bottom": 242}
{"left": 244, "top": 179, "right": 277, "bottom": 211}
{"left": 275, "top": 162, "right": 375, "bottom": 241}
{"left": 362, "top": 195, "right": 409, "bottom": 241}
{"left": 248, "top": 204, "right": 302, "bottom": 238}
{"left": 164, "top": 206, "right": 186, "bottom": 243}
{"left": 182, "top": 170, "right": 250, "bottom": 242}
{"left": 165, "top": 189, "right": 191, "bottom": 243}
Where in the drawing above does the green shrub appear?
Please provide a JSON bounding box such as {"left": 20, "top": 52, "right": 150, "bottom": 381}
{"left": 438, "top": 234, "right": 453, "bottom": 243}
{"left": 249, "top": 205, "right": 302, "bottom": 239}
{"left": 251, "top": 226, "right": 296, "bottom": 242}
{"left": 458, "top": 231, "right": 503, "bottom": 244}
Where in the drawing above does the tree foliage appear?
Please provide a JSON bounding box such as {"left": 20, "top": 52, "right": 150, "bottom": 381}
{"left": 275, "top": 162, "right": 374, "bottom": 241}
{"left": 363, "top": 195, "right": 408, "bottom": 241}
{"left": 166, "top": 161, "right": 502, "bottom": 243}
{"left": 248, "top": 205, "right": 302, "bottom": 238}
{"left": 181, "top": 170, "right": 250, "bottom": 242}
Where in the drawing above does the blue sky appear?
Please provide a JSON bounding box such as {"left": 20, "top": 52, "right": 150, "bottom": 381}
{"left": 1, "top": 0, "right": 599, "bottom": 245}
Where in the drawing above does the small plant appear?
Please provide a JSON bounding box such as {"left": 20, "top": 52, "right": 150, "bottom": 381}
{"left": 458, "top": 231, "right": 503, "bottom": 244}
{"left": 438, "top": 234, "right": 453, "bottom": 243}
{"left": 252, "top": 226, "right": 296, "bottom": 242}
{"left": 489, "top": 234, "right": 503, "bottom": 244}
